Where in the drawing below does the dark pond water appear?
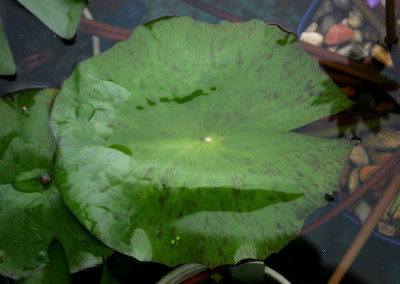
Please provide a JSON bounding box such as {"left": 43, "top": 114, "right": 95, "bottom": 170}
{"left": 1, "top": 0, "right": 400, "bottom": 283}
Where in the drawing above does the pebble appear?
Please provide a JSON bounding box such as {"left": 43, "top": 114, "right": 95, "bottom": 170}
{"left": 349, "top": 144, "right": 369, "bottom": 166}
{"left": 353, "top": 30, "right": 363, "bottom": 43}
{"left": 378, "top": 221, "right": 396, "bottom": 237}
{"left": 319, "top": 15, "right": 337, "bottom": 34}
{"left": 305, "top": 22, "right": 318, "bottom": 32}
{"left": 354, "top": 200, "right": 372, "bottom": 224}
{"left": 324, "top": 23, "right": 355, "bottom": 45}
{"left": 363, "top": 26, "right": 379, "bottom": 42}
{"left": 362, "top": 127, "right": 400, "bottom": 150}
{"left": 333, "top": 0, "right": 351, "bottom": 10}
{"left": 348, "top": 9, "right": 363, "bottom": 28}
{"left": 337, "top": 43, "right": 368, "bottom": 60}
{"left": 301, "top": 0, "right": 382, "bottom": 61}
{"left": 300, "top": 32, "right": 324, "bottom": 47}
{"left": 359, "top": 165, "right": 380, "bottom": 183}
{"left": 312, "top": 0, "right": 334, "bottom": 21}
{"left": 359, "top": 165, "right": 388, "bottom": 190}
{"left": 371, "top": 44, "right": 394, "bottom": 67}
{"left": 327, "top": 46, "right": 338, "bottom": 52}
{"left": 348, "top": 167, "right": 360, "bottom": 194}
{"left": 363, "top": 41, "right": 372, "bottom": 52}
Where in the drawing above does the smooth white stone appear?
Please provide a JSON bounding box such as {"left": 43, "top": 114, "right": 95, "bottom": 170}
{"left": 348, "top": 9, "right": 363, "bottom": 29}
{"left": 354, "top": 200, "right": 372, "bottom": 224}
{"left": 300, "top": 32, "right": 324, "bottom": 47}
{"left": 305, "top": 22, "right": 318, "bottom": 33}
{"left": 350, "top": 145, "right": 369, "bottom": 167}
{"left": 348, "top": 167, "right": 360, "bottom": 194}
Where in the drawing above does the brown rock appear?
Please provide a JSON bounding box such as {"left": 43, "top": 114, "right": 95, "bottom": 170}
{"left": 371, "top": 152, "right": 393, "bottom": 165}
{"left": 362, "top": 128, "right": 400, "bottom": 150}
{"left": 359, "top": 165, "right": 388, "bottom": 190}
{"left": 359, "top": 165, "right": 381, "bottom": 182}
{"left": 324, "top": 23, "right": 355, "bottom": 45}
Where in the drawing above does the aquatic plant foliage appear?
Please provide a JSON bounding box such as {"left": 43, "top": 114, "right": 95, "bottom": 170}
{"left": 16, "top": 0, "right": 87, "bottom": 39}
{"left": 18, "top": 238, "right": 70, "bottom": 284}
{"left": 0, "top": 89, "right": 111, "bottom": 279}
{"left": 51, "top": 17, "right": 353, "bottom": 267}
{"left": 0, "top": 20, "right": 15, "bottom": 75}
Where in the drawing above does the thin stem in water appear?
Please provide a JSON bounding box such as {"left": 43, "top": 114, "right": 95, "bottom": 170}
{"left": 327, "top": 167, "right": 400, "bottom": 284}
{"left": 301, "top": 146, "right": 400, "bottom": 236}
{"left": 385, "top": 0, "right": 398, "bottom": 49}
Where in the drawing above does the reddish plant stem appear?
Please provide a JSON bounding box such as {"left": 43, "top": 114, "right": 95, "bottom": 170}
{"left": 79, "top": 18, "right": 131, "bottom": 41}
{"left": 328, "top": 167, "right": 400, "bottom": 284}
{"left": 385, "top": 0, "right": 398, "bottom": 48}
{"left": 301, "top": 146, "right": 400, "bottom": 236}
{"left": 80, "top": 18, "right": 132, "bottom": 37}
{"left": 299, "top": 41, "right": 378, "bottom": 74}
{"left": 180, "top": 264, "right": 232, "bottom": 284}
{"left": 376, "top": 0, "right": 400, "bottom": 76}
{"left": 180, "top": 259, "right": 254, "bottom": 284}
{"left": 181, "top": 0, "right": 246, "bottom": 22}
{"left": 318, "top": 59, "right": 396, "bottom": 87}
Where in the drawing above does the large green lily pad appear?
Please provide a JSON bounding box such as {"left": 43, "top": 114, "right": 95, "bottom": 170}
{"left": 50, "top": 17, "right": 353, "bottom": 267}
{"left": 0, "top": 89, "right": 112, "bottom": 279}
{"left": 17, "top": 0, "right": 87, "bottom": 40}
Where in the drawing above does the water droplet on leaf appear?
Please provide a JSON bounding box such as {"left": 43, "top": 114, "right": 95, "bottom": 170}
{"left": 201, "top": 136, "right": 212, "bottom": 143}
{"left": 75, "top": 103, "right": 95, "bottom": 121}
{"left": 12, "top": 169, "right": 51, "bottom": 193}
{"left": 35, "top": 250, "right": 46, "bottom": 262}
{"left": 24, "top": 197, "right": 44, "bottom": 217}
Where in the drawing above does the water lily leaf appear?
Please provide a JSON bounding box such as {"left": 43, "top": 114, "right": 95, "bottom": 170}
{"left": 17, "top": 0, "right": 87, "bottom": 40}
{"left": 0, "top": 19, "right": 15, "bottom": 75}
{"left": 0, "top": 89, "right": 112, "bottom": 279}
{"left": 100, "top": 262, "right": 120, "bottom": 284}
{"left": 18, "top": 238, "right": 70, "bottom": 284}
{"left": 50, "top": 17, "right": 353, "bottom": 267}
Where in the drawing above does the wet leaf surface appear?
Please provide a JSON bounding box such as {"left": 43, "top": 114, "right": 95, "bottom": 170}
{"left": 51, "top": 17, "right": 353, "bottom": 267}
{"left": 18, "top": 238, "right": 70, "bottom": 284}
{"left": 0, "top": 89, "right": 112, "bottom": 279}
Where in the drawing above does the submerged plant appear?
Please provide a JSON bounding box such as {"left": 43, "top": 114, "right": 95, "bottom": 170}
{"left": 50, "top": 17, "right": 352, "bottom": 267}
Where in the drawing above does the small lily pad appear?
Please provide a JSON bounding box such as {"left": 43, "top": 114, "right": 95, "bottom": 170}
{"left": 51, "top": 17, "right": 353, "bottom": 267}
{"left": 17, "top": 0, "right": 87, "bottom": 40}
{"left": 0, "top": 89, "right": 112, "bottom": 279}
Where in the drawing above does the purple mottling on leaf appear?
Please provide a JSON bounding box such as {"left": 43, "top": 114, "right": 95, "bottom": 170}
{"left": 366, "top": 0, "right": 380, "bottom": 8}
